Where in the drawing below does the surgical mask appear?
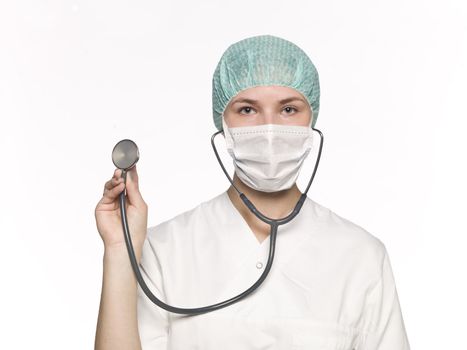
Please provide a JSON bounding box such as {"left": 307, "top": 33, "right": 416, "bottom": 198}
{"left": 221, "top": 116, "right": 314, "bottom": 193}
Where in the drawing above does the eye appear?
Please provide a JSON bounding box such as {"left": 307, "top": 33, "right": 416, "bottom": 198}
{"left": 283, "top": 106, "right": 298, "bottom": 114}
{"left": 239, "top": 106, "right": 256, "bottom": 115}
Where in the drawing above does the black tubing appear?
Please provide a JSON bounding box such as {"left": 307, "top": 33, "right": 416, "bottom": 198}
{"left": 119, "top": 127, "right": 324, "bottom": 315}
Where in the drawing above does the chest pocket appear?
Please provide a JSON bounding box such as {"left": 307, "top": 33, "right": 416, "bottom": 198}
{"left": 289, "top": 318, "right": 358, "bottom": 350}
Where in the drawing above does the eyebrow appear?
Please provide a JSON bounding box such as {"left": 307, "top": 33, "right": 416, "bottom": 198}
{"left": 231, "top": 97, "right": 306, "bottom": 105}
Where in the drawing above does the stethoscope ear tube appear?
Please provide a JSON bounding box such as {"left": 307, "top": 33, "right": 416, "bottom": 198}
{"left": 114, "top": 127, "right": 323, "bottom": 315}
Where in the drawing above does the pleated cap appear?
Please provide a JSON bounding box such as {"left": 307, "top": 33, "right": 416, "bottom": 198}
{"left": 212, "top": 34, "right": 320, "bottom": 130}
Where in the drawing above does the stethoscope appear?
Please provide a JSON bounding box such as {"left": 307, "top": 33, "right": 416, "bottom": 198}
{"left": 111, "top": 126, "right": 324, "bottom": 316}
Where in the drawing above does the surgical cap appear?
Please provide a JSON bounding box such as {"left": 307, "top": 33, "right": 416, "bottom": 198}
{"left": 212, "top": 34, "right": 320, "bottom": 130}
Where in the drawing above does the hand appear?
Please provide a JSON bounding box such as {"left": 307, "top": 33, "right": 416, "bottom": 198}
{"left": 95, "top": 165, "right": 148, "bottom": 257}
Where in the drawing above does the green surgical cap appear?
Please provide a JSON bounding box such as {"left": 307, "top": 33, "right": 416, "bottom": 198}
{"left": 212, "top": 34, "right": 320, "bottom": 130}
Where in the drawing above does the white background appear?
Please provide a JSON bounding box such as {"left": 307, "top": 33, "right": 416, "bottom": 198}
{"left": 1, "top": 0, "right": 466, "bottom": 348}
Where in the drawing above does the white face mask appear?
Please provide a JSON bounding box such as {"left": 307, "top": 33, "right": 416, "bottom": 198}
{"left": 222, "top": 115, "right": 314, "bottom": 193}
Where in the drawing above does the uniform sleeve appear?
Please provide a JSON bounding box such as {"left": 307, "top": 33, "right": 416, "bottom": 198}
{"left": 137, "top": 231, "right": 170, "bottom": 350}
{"left": 358, "top": 245, "right": 411, "bottom": 350}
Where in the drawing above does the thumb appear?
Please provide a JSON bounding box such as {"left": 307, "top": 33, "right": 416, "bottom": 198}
{"left": 124, "top": 164, "right": 145, "bottom": 208}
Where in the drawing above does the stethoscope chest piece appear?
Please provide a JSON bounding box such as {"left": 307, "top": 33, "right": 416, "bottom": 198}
{"left": 112, "top": 139, "right": 139, "bottom": 170}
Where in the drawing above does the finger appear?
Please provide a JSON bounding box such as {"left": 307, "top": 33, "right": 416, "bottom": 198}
{"left": 127, "top": 164, "right": 139, "bottom": 185}
{"left": 100, "top": 182, "right": 125, "bottom": 204}
{"left": 103, "top": 171, "right": 125, "bottom": 197}
{"left": 111, "top": 176, "right": 124, "bottom": 187}
{"left": 124, "top": 165, "right": 145, "bottom": 208}
{"left": 114, "top": 168, "right": 123, "bottom": 179}
{"left": 103, "top": 176, "right": 123, "bottom": 194}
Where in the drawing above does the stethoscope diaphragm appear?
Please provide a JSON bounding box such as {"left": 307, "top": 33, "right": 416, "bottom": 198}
{"left": 112, "top": 139, "right": 139, "bottom": 170}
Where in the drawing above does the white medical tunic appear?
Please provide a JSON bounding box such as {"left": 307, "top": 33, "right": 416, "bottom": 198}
{"left": 137, "top": 191, "right": 410, "bottom": 350}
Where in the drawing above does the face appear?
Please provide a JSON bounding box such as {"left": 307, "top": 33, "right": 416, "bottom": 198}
{"left": 222, "top": 85, "right": 312, "bottom": 128}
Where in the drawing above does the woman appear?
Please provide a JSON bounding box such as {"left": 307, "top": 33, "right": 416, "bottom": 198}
{"left": 94, "top": 35, "right": 410, "bottom": 350}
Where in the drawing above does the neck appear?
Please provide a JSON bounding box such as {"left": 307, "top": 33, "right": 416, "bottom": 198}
{"left": 226, "top": 172, "right": 304, "bottom": 221}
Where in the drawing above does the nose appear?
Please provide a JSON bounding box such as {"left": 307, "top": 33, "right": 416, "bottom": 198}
{"left": 260, "top": 110, "right": 281, "bottom": 125}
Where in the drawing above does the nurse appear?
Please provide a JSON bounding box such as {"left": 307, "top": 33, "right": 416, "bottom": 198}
{"left": 94, "top": 35, "right": 411, "bottom": 350}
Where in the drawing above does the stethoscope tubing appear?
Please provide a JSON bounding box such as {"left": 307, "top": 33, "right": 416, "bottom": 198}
{"left": 119, "top": 127, "right": 324, "bottom": 315}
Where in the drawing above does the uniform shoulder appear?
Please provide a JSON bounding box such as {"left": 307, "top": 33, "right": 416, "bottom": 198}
{"left": 306, "top": 197, "right": 388, "bottom": 261}
{"left": 145, "top": 191, "right": 225, "bottom": 244}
